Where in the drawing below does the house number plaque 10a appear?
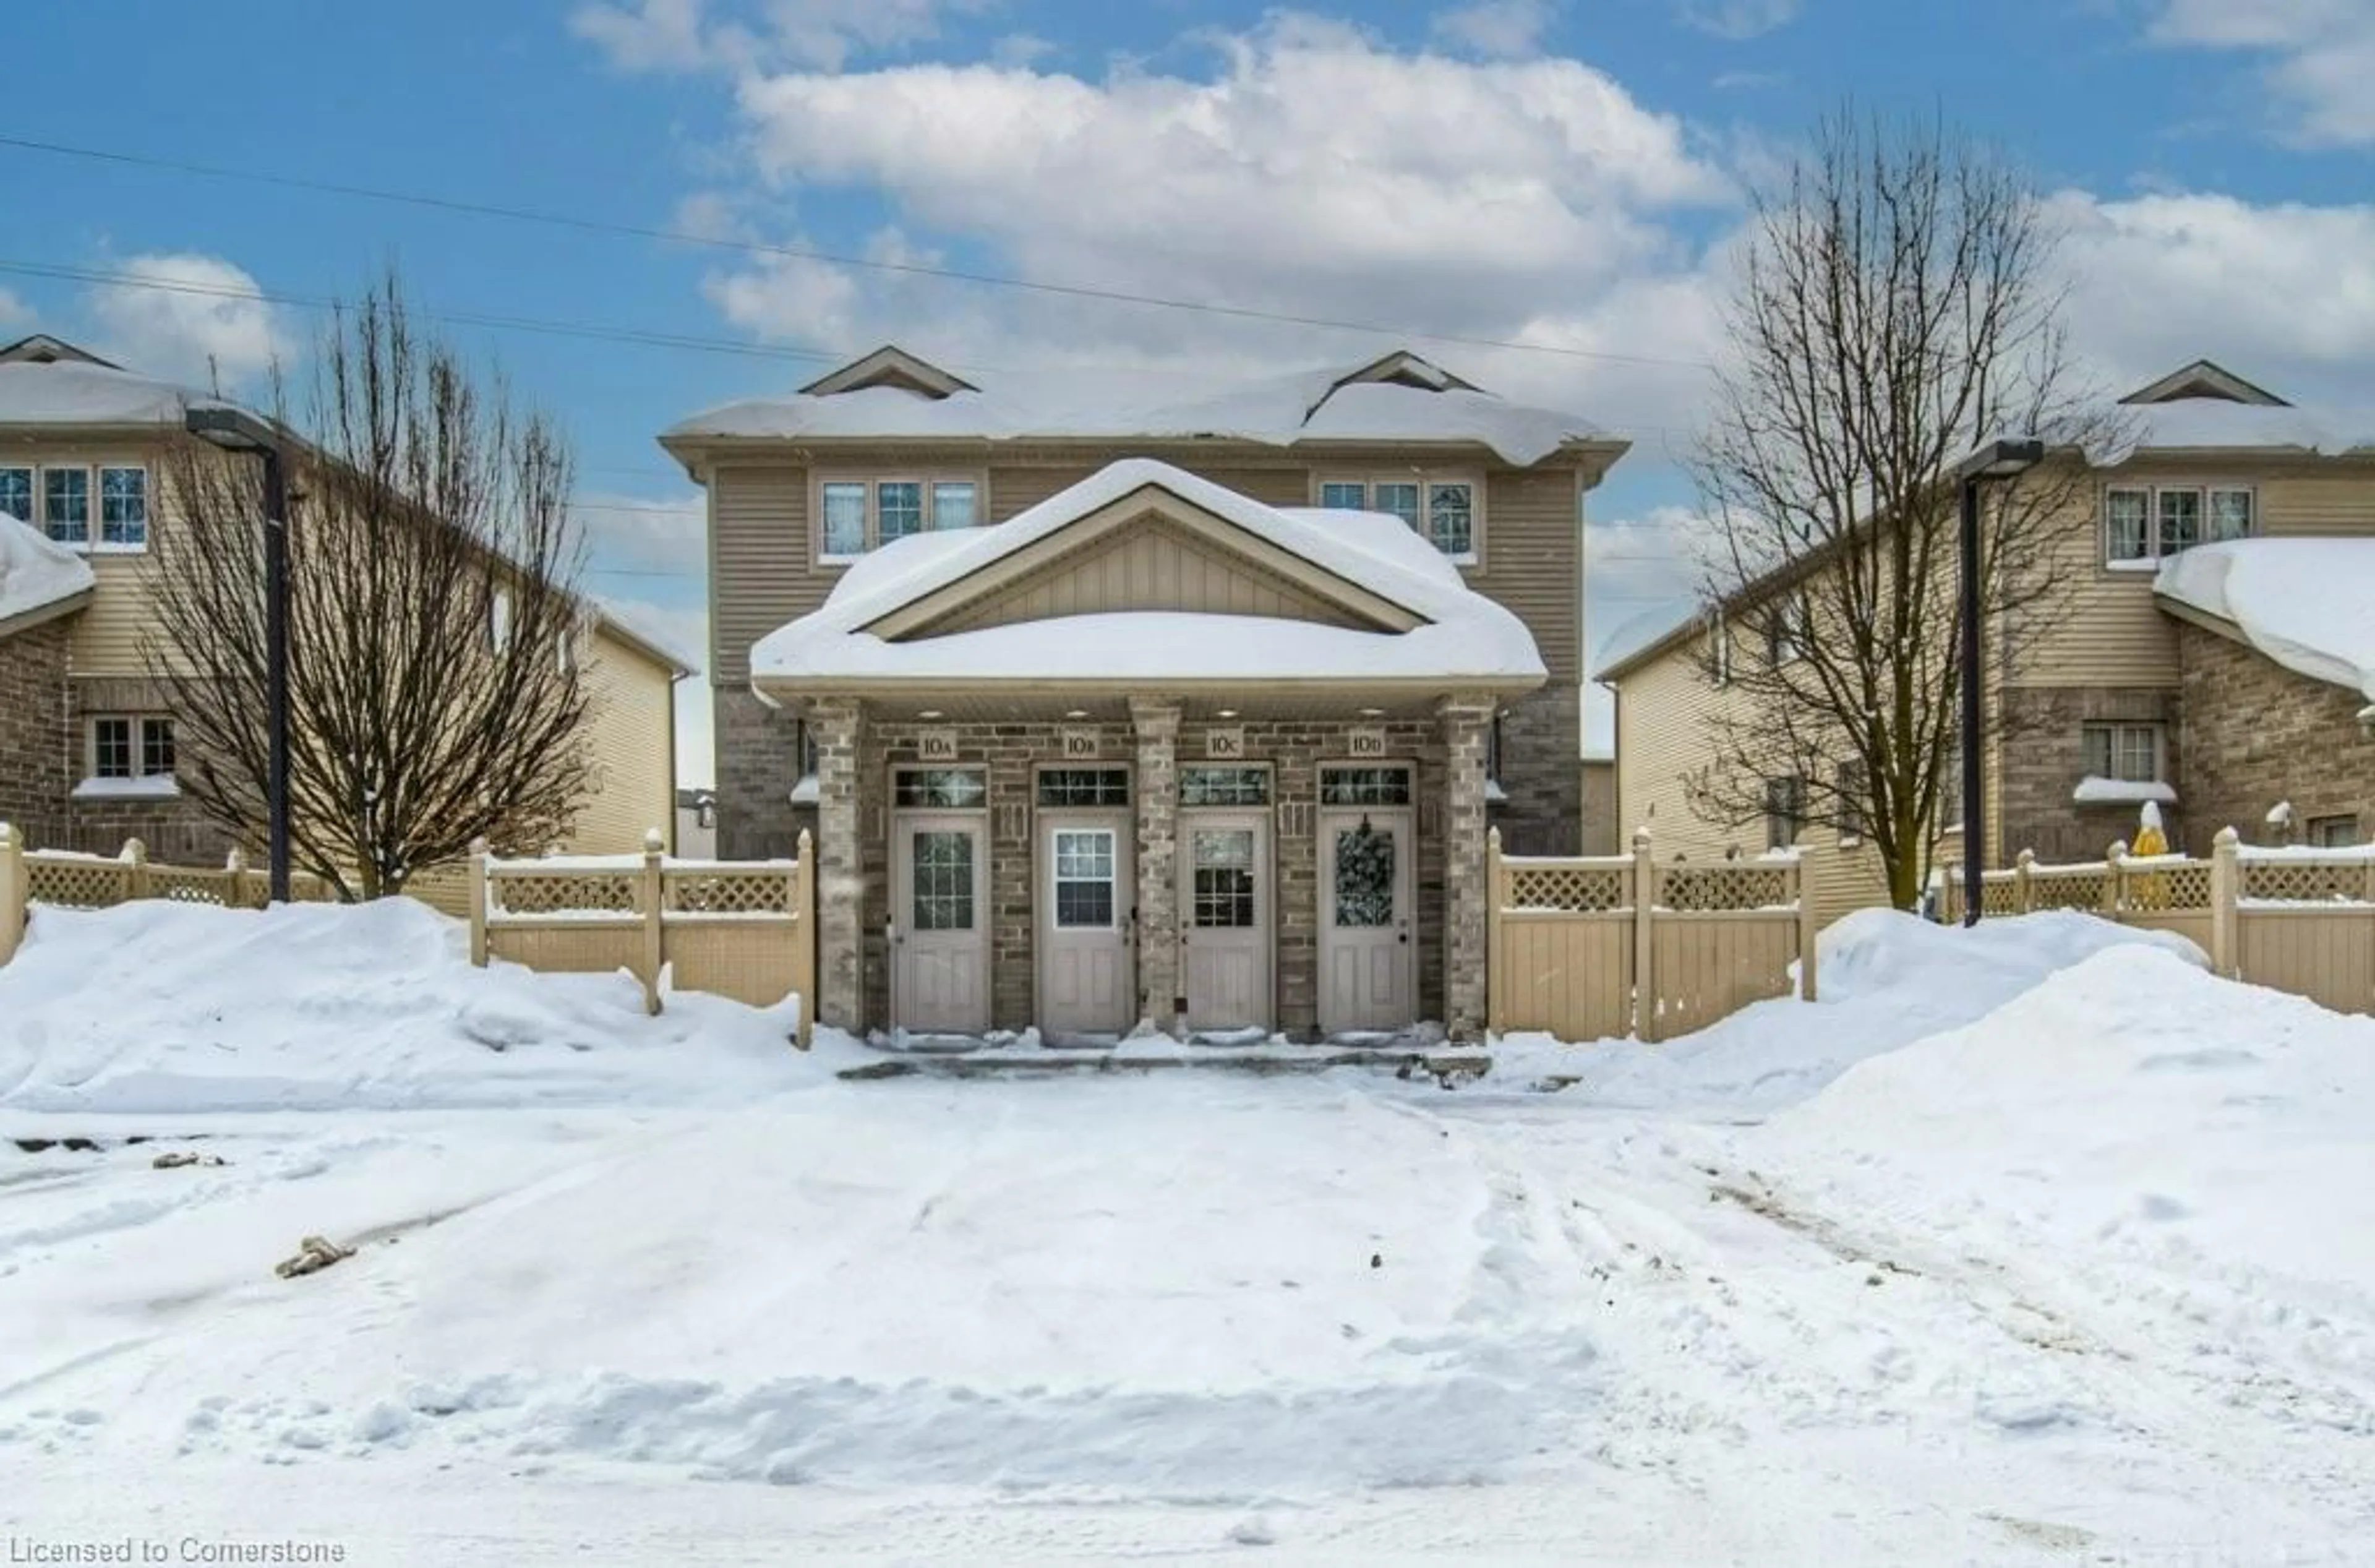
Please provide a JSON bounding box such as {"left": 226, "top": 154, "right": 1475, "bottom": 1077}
{"left": 917, "top": 729, "right": 961, "bottom": 762}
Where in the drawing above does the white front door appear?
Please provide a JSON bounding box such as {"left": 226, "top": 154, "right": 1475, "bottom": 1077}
{"left": 1039, "top": 813, "right": 1134, "bottom": 1038}
{"left": 1318, "top": 808, "right": 1416, "bottom": 1034}
{"left": 1179, "top": 813, "right": 1272, "bottom": 1034}
{"left": 891, "top": 813, "right": 990, "bottom": 1035}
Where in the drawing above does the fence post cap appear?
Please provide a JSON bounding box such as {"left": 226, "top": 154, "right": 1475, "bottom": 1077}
{"left": 1632, "top": 827, "right": 1653, "bottom": 851}
{"left": 795, "top": 826, "right": 813, "bottom": 855}
{"left": 643, "top": 827, "right": 667, "bottom": 854}
{"left": 0, "top": 821, "right": 15, "bottom": 849}
{"left": 1486, "top": 825, "right": 1501, "bottom": 852}
{"left": 226, "top": 847, "right": 247, "bottom": 872}
{"left": 2108, "top": 839, "right": 2129, "bottom": 861}
{"left": 2015, "top": 848, "right": 2035, "bottom": 868}
{"left": 469, "top": 836, "right": 490, "bottom": 857}
{"left": 2214, "top": 826, "right": 2242, "bottom": 848}
{"left": 120, "top": 838, "right": 147, "bottom": 865}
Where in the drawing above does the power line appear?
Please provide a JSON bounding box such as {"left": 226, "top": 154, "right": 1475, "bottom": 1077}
{"left": 0, "top": 131, "right": 1717, "bottom": 374}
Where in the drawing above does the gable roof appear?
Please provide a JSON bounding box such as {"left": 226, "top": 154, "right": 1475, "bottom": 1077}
{"left": 2120, "top": 359, "right": 2291, "bottom": 408}
{"left": 665, "top": 350, "right": 1622, "bottom": 469}
{"left": 750, "top": 459, "right": 1546, "bottom": 693}
{"left": 0, "top": 335, "right": 236, "bottom": 430}
{"left": 0, "top": 335, "right": 120, "bottom": 369}
{"left": 0, "top": 510, "right": 97, "bottom": 638}
{"left": 2090, "top": 360, "right": 2374, "bottom": 460}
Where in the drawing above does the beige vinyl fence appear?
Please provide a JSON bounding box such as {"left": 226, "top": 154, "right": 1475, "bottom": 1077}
{"left": 469, "top": 831, "right": 816, "bottom": 1044}
{"left": 1940, "top": 828, "right": 2375, "bottom": 1017}
{"left": 0, "top": 822, "right": 336, "bottom": 964}
{"left": 1487, "top": 828, "right": 1817, "bottom": 1043}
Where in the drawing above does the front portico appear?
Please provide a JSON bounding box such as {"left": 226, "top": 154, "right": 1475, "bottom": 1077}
{"left": 766, "top": 461, "right": 1541, "bottom": 1044}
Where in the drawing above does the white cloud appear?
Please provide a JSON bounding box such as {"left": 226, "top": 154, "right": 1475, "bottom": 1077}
{"left": 2149, "top": 0, "right": 2375, "bottom": 145}
{"left": 85, "top": 254, "right": 294, "bottom": 393}
{"left": 0, "top": 288, "right": 28, "bottom": 331}
{"left": 573, "top": 0, "right": 983, "bottom": 74}
{"left": 1677, "top": 0, "right": 1800, "bottom": 40}
{"left": 1430, "top": 0, "right": 1558, "bottom": 59}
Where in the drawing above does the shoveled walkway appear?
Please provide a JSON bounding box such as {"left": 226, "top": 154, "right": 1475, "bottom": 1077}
{"left": 842, "top": 1029, "right": 1491, "bottom": 1081}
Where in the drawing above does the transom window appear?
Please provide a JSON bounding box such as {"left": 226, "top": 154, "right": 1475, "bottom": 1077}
{"left": 1037, "top": 768, "right": 1129, "bottom": 807}
{"left": 92, "top": 715, "right": 175, "bottom": 781}
{"left": 2105, "top": 484, "right": 2252, "bottom": 567}
{"left": 13, "top": 464, "right": 147, "bottom": 552}
{"left": 1320, "top": 766, "right": 1412, "bottom": 807}
{"left": 909, "top": 831, "right": 977, "bottom": 931}
{"left": 1191, "top": 828, "right": 1257, "bottom": 928}
{"left": 1180, "top": 766, "right": 1270, "bottom": 807}
{"left": 894, "top": 768, "right": 986, "bottom": 808}
{"left": 1314, "top": 474, "right": 1481, "bottom": 563}
{"left": 819, "top": 476, "right": 982, "bottom": 560}
{"left": 2081, "top": 722, "right": 2163, "bottom": 783}
{"left": 1052, "top": 829, "right": 1118, "bottom": 928}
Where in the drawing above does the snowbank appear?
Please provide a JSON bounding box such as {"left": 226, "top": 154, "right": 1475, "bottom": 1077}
{"left": 0, "top": 510, "right": 95, "bottom": 626}
{"left": 1750, "top": 943, "right": 2375, "bottom": 1301}
{"left": 1494, "top": 910, "right": 2202, "bottom": 1113}
{"left": 2155, "top": 538, "right": 2375, "bottom": 701}
{"left": 0, "top": 899, "right": 824, "bottom": 1118}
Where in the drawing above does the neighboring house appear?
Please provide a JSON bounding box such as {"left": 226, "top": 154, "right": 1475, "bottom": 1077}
{"left": 1578, "top": 752, "right": 1618, "bottom": 855}
{"left": 676, "top": 786, "right": 718, "bottom": 859}
{"left": 0, "top": 333, "right": 690, "bottom": 867}
{"left": 659, "top": 347, "right": 1627, "bottom": 1040}
{"left": 1602, "top": 360, "right": 2375, "bottom": 923}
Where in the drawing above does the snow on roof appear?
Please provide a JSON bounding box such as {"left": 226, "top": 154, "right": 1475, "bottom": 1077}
{"left": 2095, "top": 401, "right": 2375, "bottom": 463}
{"left": 755, "top": 459, "right": 1547, "bottom": 688}
{"left": 2155, "top": 539, "right": 2375, "bottom": 701}
{"left": 666, "top": 356, "right": 1613, "bottom": 469}
{"left": 591, "top": 598, "right": 698, "bottom": 676}
{"left": 0, "top": 510, "right": 96, "bottom": 628}
{"left": 0, "top": 354, "right": 232, "bottom": 429}
{"left": 1594, "top": 602, "right": 1700, "bottom": 678}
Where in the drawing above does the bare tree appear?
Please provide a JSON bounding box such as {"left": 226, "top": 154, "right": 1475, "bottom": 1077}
{"left": 1684, "top": 109, "right": 2130, "bottom": 910}
{"left": 145, "top": 276, "right": 594, "bottom": 900}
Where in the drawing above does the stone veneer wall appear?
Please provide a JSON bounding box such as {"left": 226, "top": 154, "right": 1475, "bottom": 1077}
{"left": 2176, "top": 622, "right": 2375, "bottom": 854}
{"left": 713, "top": 684, "right": 811, "bottom": 862}
{"left": 0, "top": 619, "right": 74, "bottom": 850}
{"left": 1489, "top": 681, "right": 1581, "bottom": 857}
{"left": 855, "top": 714, "right": 1452, "bottom": 1038}
{"left": 62, "top": 677, "right": 229, "bottom": 863}
{"left": 1996, "top": 685, "right": 2185, "bottom": 863}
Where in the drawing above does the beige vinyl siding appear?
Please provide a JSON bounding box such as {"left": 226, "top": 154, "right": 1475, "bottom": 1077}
{"left": 935, "top": 520, "right": 1366, "bottom": 632}
{"left": 2259, "top": 469, "right": 2375, "bottom": 535}
{"left": 1473, "top": 467, "right": 1581, "bottom": 683}
{"left": 708, "top": 463, "right": 808, "bottom": 685}
{"left": 565, "top": 625, "right": 678, "bottom": 855}
{"left": 0, "top": 439, "right": 178, "bottom": 678}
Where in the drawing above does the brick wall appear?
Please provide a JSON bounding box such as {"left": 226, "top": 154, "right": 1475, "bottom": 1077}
{"left": 0, "top": 619, "right": 73, "bottom": 849}
{"left": 63, "top": 676, "right": 228, "bottom": 863}
{"left": 714, "top": 683, "right": 812, "bottom": 861}
{"left": 1491, "top": 681, "right": 1581, "bottom": 855}
{"left": 1997, "top": 685, "right": 2185, "bottom": 862}
{"left": 2176, "top": 622, "right": 2375, "bottom": 854}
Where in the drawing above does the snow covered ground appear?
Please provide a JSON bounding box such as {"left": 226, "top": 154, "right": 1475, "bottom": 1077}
{"left": 2, "top": 902, "right": 2373, "bottom": 1563}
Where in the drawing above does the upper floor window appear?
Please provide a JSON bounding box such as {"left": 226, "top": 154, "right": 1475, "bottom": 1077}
{"left": 1315, "top": 474, "right": 1480, "bottom": 564}
{"left": 1765, "top": 775, "right": 1805, "bottom": 850}
{"left": 6, "top": 463, "right": 147, "bottom": 553}
{"left": 819, "top": 476, "right": 981, "bottom": 561}
{"left": 1764, "top": 592, "right": 1810, "bottom": 666}
{"left": 2082, "top": 722, "right": 2163, "bottom": 782}
{"left": 2105, "top": 484, "right": 2251, "bottom": 568}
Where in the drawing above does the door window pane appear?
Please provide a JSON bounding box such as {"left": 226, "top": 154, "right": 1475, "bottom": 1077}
{"left": 821, "top": 482, "right": 867, "bottom": 557}
{"left": 1427, "top": 482, "right": 1474, "bottom": 559}
{"left": 877, "top": 481, "right": 925, "bottom": 543}
{"left": 2105, "top": 489, "right": 2149, "bottom": 562}
{"left": 911, "top": 831, "right": 975, "bottom": 931}
{"left": 1053, "top": 829, "right": 1116, "bottom": 928}
{"left": 1332, "top": 825, "right": 1396, "bottom": 928}
{"left": 1191, "top": 829, "right": 1256, "bottom": 928}
{"left": 1181, "top": 766, "right": 1270, "bottom": 806}
{"left": 1319, "top": 481, "right": 1366, "bottom": 509}
{"left": 1320, "top": 766, "right": 1411, "bottom": 806}
{"left": 1373, "top": 482, "right": 1421, "bottom": 529}
{"left": 45, "top": 468, "right": 88, "bottom": 546}
{"left": 931, "top": 481, "right": 977, "bottom": 531}
{"left": 99, "top": 467, "right": 147, "bottom": 548}
{"left": 1037, "top": 768, "right": 1128, "bottom": 807}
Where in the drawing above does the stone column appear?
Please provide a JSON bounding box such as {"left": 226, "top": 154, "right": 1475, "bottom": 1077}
{"left": 808, "top": 696, "right": 867, "bottom": 1035}
{"left": 1129, "top": 695, "right": 1183, "bottom": 1035}
{"left": 1439, "top": 692, "right": 1497, "bottom": 1042}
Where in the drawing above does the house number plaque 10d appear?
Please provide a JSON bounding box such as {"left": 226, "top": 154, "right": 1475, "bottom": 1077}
{"left": 917, "top": 729, "right": 961, "bottom": 762}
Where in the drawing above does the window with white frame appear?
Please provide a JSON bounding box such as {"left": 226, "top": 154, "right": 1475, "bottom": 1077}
{"left": 0, "top": 466, "right": 30, "bottom": 526}
{"left": 1764, "top": 592, "right": 1810, "bottom": 666}
{"left": 1711, "top": 610, "right": 1731, "bottom": 686}
{"left": 2104, "top": 484, "right": 2252, "bottom": 567}
{"left": 2081, "top": 722, "right": 2163, "bottom": 783}
{"left": 2307, "top": 815, "right": 2360, "bottom": 848}
{"left": 90, "top": 715, "right": 176, "bottom": 781}
{"left": 98, "top": 466, "right": 147, "bottom": 549}
{"left": 1765, "top": 775, "right": 1805, "bottom": 850}
{"left": 818, "top": 476, "right": 982, "bottom": 560}
{"left": 43, "top": 467, "right": 88, "bottom": 546}
{"left": 15, "top": 464, "right": 148, "bottom": 553}
{"left": 1835, "top": 759, "right": 1868, "bottom": 843}
{"left": 1314, "top": 474, "right": 1480, "bottom": 563}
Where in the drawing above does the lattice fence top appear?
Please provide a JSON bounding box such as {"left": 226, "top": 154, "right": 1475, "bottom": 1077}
{"left": 1657, "top": 863, "right": 1793, "bottom": 913}
{"left": 2026, "top": 869, "right": 2107, "bottom": 911}
{"left": 148, "top": 868, "right": 241, "bottom": 907}
{"left": 2118, "top": 860, "right": 2212, "bottom": 911}
{"left": 664, "top": 868, "right": 796, "bottom": 917}
{"left": 1504, "top": 863, "right": 1629, "bottom": 914}
{"left": 1980, "top": 877, "right": 2026, "bottom": 915}
{"left": 25, "top": 857, "right": 129, "bottom": 910}
{"left": 2242, "top": 859, "right": 2373, "bottom": 904}
{"left": 490, "top": 870, "right": 641, "bottom": 917}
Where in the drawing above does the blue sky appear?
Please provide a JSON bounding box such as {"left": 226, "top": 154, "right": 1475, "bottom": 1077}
{"left": 4, "top": 0, "right": 2370, "bottom": 777}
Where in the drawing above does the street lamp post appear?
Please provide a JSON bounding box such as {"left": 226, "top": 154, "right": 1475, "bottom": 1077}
{"left": 185, "top": 405, "right": 293, "bottom": 904}
{"left": 1953, "top": 437, "right": 2047, "bottom": 928}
